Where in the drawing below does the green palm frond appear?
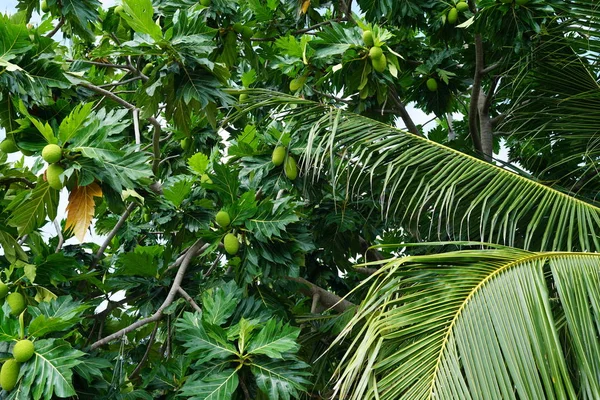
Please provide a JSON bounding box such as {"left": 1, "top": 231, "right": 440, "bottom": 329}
{"left": 231, "top": 90, "right": 600, "bottom": 252}
{"left": 330, "top": 249, "right": 600, "bottom": 400}
{"left": 498, "top": 2, "right": 600, "bottom": 195}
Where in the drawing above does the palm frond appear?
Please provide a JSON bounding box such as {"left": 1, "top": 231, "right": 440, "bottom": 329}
{"left": 498, "top": 2, "right": 600, "bottom": 196}
{"left": 230, "top": 90, "right": 600, "bottom": 252}
{"left": 330, "top": 249, "right": 600, "bottom": 400}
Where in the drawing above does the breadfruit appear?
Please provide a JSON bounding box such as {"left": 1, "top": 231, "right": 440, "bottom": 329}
{"left": 41, "top": 0, "right": 49, "bottom": 12}
{"left": 272, "top": 146, "right": 286, "bottom": 166}
{"left": 233, "top": 23, "right": 244, "bottom": 33}
{"left": 362, "top": 30, "right": 374, "bottom": 47}
{"left": 46, "top": 164, "right": 65, "bottom": 190}
{"left": 0, "top": 359, "right": 19, "bottom": 391}
{"left": 223, "top": 233, "right": 239, "bottom": 255}
{"left": 0, "top": 283, "right": 8, "bottom": 299}
{"left": 289, "top": 78, "right": 304, "bottom": 92}
{"left": 369, "top": 46, "right": 383, "bottom": 60}
{"left": 216, "top": 211, "right": 231, "bottom": 228}
{"left": 239, "top": 93, "right": 249, "bottom": 102}
{"left": 13, "top": 340, "right": 34, "bottom": 363}
{"left": 7, "top": 293, "right": 26, "bottom": 316}
{"left": 456, "top": 1, "right": 469, "bottom": 11}
{"left": 41, "top": 144, "right": 62, "bottom": 163}
{"left": 241, "top": 26, "right": 253, "bottom": 40}
{"left": 284, "top": 156, "right": 298, "bottom": 180}
{"left": 448, "top": 7, "right": 458, "bottom": 24}
{"left": 0, "top": 139, "right": 18, "bottom": 154}
{"left": 426, "top": 78, "right": 438, "bottom": 92}
{"left": 371, "top": 54, "right": 387, "bottom": 73}
{"left": 200, "top": 0, "right": 211, "bottom": 6}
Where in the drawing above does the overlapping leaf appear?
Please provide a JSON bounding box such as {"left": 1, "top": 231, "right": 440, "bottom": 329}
{"left": 10, "top": 339, "right": 85, "bottom": 400}
{"left": 7, "top": 180, "right": 59, "bottom": 236}
{"left": 28, "top": 296, "right": 90, "bottom": 338}
{"left": 332, "top": 250, "right": 600, "bottom": 400}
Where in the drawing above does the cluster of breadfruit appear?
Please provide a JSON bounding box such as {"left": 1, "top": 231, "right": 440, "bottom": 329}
{"left": 271, "top": 146, "right": 297, "bottom": 181}
{"left": 215, "top": 211, "right": 240, "bottom": 255}
{"left": 0, "top": 140, "right": 65, "bottom": 190}
{"left": 362, "top": 30, "right": 387, "bottom": 73}
{"left": 0, "top": 284, "right": 35, "bottom": 392}
{"left": 41, "top": 144, "right": 65, "bottom": 190}
{"left": 447, "top": 1, "right": 469, "bottom": 24}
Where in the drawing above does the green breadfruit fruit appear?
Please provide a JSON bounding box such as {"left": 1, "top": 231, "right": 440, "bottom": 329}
{"left": 241, "top": 26, "right": 253, "bottom": 40}
{"left": 371, "top": 54, "right": 387, "bottom": 73}
{"left": 200, "top": 0, "right": 211, "bottom": 5}
{"left": 369, "top": 46, "right": 383, "bottom": 60}
{"left": 141, "top": 63, "right": 154, "bottom": 75}
{"left": 447, "top": 7, "right": 459, "bottom": 24}
{"left": 362, "top": 30, "right": 374, "bottom": 47}
{"left": 0, "top": 283, "right": 8, "bottom": 299}
{"left": 41, "top": 0, "right": 49, "bottom": 12}
{"left": 426, "top": 78, "right": 438, "bottom": 92}
{"left": 46, "top": 164, "right": 65, "bottom": 190}
{"left": 284, "top": 156, "right": 298, "bottom": 180}
{"left": 13, "top": 340, "right": 34, "bottom": 363}
{"left": 41, "top": 144, "right": 62, "bottom": 163}
{"left": 289, "top": 78, "right": 304, "bottom": 92}
{"left": 7, "top": 293, "right": 25, "bottom": 316}
{"left": 239, "top": 93, "right": 249, "bottom": 102}
{"left": 233, "top": 23, "right": 244, "bottom": 33}
{"left": 223, "top": 233, "right": 239, "bottom": 255}
{"left": 272, "top": 146, "right": 286, "bottom": 166}
{"left": 0, "top": 139, "right": 18, "bottom": 154}
{"left": 456, "top": 1, "right": 469, "bottom": 12}
{"left": 216, "top": 211, "right": 231, "bottom": 228}
{"left": 0, "top": 359, "right": 19, "bottom": 391}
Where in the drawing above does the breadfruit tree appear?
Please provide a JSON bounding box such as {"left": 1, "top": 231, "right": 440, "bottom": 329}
{"left": 0, "top": 0, "right": 599, "bottom": 399}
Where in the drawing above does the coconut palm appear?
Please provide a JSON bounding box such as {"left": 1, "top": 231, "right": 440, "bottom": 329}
{"left": 232, "top": 1, "right": 600, "bottom": 398}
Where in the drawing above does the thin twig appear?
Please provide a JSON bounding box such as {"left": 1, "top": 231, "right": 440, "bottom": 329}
{"left": 177, "top": 287, "right": 202, "bottom": 313}
{"left": 92, "top": 203, "right": 137, "bottom": 266}
{"left": 54, "top": 220, "right": 64, "bottom": 253}
{"left": 66, "top": 59, "right": 131, "bottom": 70}
{"left": 129, "top": 321, "right": 159, "bottom": 380}
{"left": 133, "top": 108, "right": 141, "bottom": 145}
{"left": 77, "top": 80, "right": 162, "bottom": 174}
{"left": 98, "top": 76, "right": 143, "bottom": 88}
{"left": 0, "top": 177, "right": 35, "bottom": 189}
{"left": 90, "top": 239, "right": 205, "bottom": 349}
{"left": 45, "top": 18, "right": 64, "bottom": 38}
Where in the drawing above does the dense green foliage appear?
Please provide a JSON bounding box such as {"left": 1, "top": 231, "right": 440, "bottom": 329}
{"left": 0, "top": 0, "right": 598, "bottom": 398}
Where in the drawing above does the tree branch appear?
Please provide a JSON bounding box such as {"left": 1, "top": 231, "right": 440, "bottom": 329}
{"left": 177, "top": 287, "right": 202, "bottom": 313}
{"left": 90, "top": 239, "right": 204, "bottom": 349}
{"left": 129, "top": 321, "right": 159, "bottom": 380}
{"left": 388, "top": 87, "right": 422, "bottom": 137}
{"left": 468, "top": 34, "right": 484, "bottom": 155}
{"left": 0, "top": 177, "right": 35, "bottom": 189}
{"left": 77, "top": 80, "right": 163, "bottom": 175}
{"left": 54, "top": 220, "right": 64, "bottom": 253}
{"left": 92, "top": 203, "right": 137, "bottom": 267}
{"left": 287, "top": 277, "right": 354, "bottom": 313}
{"left": 45, "top": 18, "right": 64, "bottom": 38}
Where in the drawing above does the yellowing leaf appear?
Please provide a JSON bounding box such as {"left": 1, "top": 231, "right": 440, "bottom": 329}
{"left": 65, "top": 182, "right": 102, "bottom": 242}
{"left": 300, "top": 0, "right": 310, "bottom": 14}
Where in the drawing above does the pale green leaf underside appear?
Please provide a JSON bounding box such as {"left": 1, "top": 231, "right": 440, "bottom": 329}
{"left": 333, "top": 250, "right": 600, "bottom": 400}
